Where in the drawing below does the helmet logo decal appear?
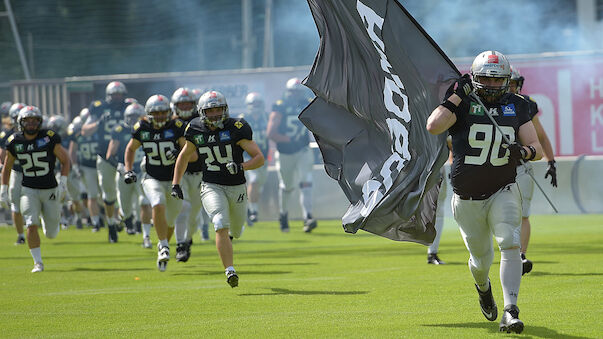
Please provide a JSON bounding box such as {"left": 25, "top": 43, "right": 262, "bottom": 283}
{"left": 488, "top": 55, "right": 499, "bottom": 64}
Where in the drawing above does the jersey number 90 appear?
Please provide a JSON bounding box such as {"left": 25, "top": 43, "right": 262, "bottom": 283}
{"left": 465, "top": 123, "right": 515, "bottom": 166}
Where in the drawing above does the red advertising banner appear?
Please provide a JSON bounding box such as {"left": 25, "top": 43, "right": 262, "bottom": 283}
{"left": 459, "top": 55, "right": 603, "bottom": 156}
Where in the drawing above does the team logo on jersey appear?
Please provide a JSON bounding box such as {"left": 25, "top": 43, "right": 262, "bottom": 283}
{"left": 164, "top": 129, "right": 174, "bottom": 139}
{"left": 502, "top": 104, "right": 516, "bottom": 116}
{"left": 194, "top": 135, "right": 204, "bottom": 145}
{"left": 47, "top": 130, "right": 55, "bottom": 137}
{"left": 153, "top": 134, "right": 160, "bottom": 140}
{"left": 27, "top": 144, "right": 34, "bottom": 151}
{"left": 141, "top": 131, "right": 150, "bottom": 140}
{"left": 94, "top": 101, "right": 102, "bottom": 107}
{"left": 470, "top": 103, "right": 498, "bottom": 116}
{"left": 208, "top": 135, "right": 216, "bottom": 143}
{"left": 175, "top": 120, "right": 183, "bottom": 128}
{"left": 219, "top": 131, "right": 231, "bottom": 141}
{"left": 15, "top": 144, "right": 23, "bottom": 152}
{"left": 36, "top": 136, "right": 50, "bottom": 148}
{"left": 234, "top": 121, "right": 243, "bottom": 129}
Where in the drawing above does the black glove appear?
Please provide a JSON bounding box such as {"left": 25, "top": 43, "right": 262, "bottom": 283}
{"left": 165, "top": 149, "right": 178, "bottom": 162}
{"left": 124, "top": 170, "right": 137, "bottom": 184}
{"left": 453, "top": 74, "right": 474, "bottom": 102}
{"left": 503, "top": 143, "right": 527, "bottom": 163}
{"left": 226, "top": 161, "right": 243, "bottom": 175}
{"left": 171, "top": 184, "right": 184, "bottom": 199}
{"left": 545, "top": 160, "right": 557, "bottom": 187}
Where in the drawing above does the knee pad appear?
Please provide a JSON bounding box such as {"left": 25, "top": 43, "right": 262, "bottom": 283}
{"left": 212, "top": 214, "right": 225, "bottom": 230}
{"left": 495, "top": 223, "right": 521, "bottom": 250}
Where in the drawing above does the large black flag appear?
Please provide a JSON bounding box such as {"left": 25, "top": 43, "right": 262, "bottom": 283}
{"left": 300, "top": 0, "right": 460, "bottom": 245}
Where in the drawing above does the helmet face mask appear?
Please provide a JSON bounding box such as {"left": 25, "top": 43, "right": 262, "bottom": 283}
{"left": 170, "top": 88, "right": 196, "bottom": 120}
{"left": 144, "top": 94, "right": 170, "bottom": 129}
{"left": 18, "top": 106, "right": 43, "bottom": 135}
{"left": 124, "top": 103, "right": 145, "bottom": 128}
{"left": 470, "top": 51, "right": 511, "bottom": 103}
{"left": 105, "top": 81, "right": 127, "bottom": 104}
{"left": 198, "top": 91, "right": 228, "bottom": 129}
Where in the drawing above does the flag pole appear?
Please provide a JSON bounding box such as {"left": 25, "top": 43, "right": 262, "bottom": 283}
{"left": 470, "top": 92, "right": 559, "bottom": 213}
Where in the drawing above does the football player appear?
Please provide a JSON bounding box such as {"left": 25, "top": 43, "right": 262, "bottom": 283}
{"left": 70, "top": 109, "right": 104, "bottom": 235}
{"left": 47, "top": 115, "right": 72, "bottom": 229}
{"left": 124, "top": 94, "right": 185, "bottom": 271}
{"left": 239, "top": 92, "right": 269, "bottom": 226}
{"left": 426, "top": 51, "right": 543, "bottom": 334}
{"left": 108, "top": 103, "right": 152, "bottom": 244}
{"left": 1, "top": 106, "right": 70, "bottom": 272}
{"left": 172, "top": 90, "right": 264, "bottom": 287}
{"left": 267, "top": 78, "right": 316, "bottom": 233}
{"left": 64, "top": 116, "right": 88, "bottom": 229}
{"left": 81, "top": 81, "right": 129, "bottom": 243}
{"left": 170, "top": 88, "right": 206, "bottom": 262}
{"left": 508, "top": 66, "right": 557, "bottom": 275}
{"left": 0, "top": 103, "right": 26, "bottom": 244}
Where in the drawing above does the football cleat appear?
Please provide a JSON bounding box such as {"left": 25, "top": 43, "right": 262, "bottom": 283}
{"left": 279, "top": 213, "right": 290, "bottom": 233}
{"left": 157, "top": 244, "right": 170, "bottom": 272}
{"left": 108, "top": 225, "right": 118, "bottom": 243}
{"left": 142, "top": 236, "right": 152, "bottom": 249}
{"left": 125, "top": 216, "right": 136, "bottom": 235}
{"left": 427, "top": 253, "right": 446, "bottom": 265}
{"left": 499, "top": 304, "right": 524, "bottom": 334}
{"left": 521, "top": 254, "right": 533, "bottom": 275}
{"left": 175, "top": 242, "right": 191, "bottom": 262}
{"left": 31, "top": 262, "right": 44, "bottom": 273}
{"left": 15, "top": 236, "right": 26, "bottom": 245}
{"left": 226, "top": 269, "right": 239, "bottom": 288}
{"left": 201, "top": 224, "right": 210, "bottom": 241}
{"left": 249, "top": 210, "right": 258, "bottom": 223}
{"left": 246, "top": 209, "right": 255, "bottom": 227}
{"left": 75, "top": 218, "right": 83, "bottom": 229}
{"left": 475, "top": 281, "right": 498, "bottom": 321}
{"left": 303, "top": 215, "right": 317, "bottom": 233}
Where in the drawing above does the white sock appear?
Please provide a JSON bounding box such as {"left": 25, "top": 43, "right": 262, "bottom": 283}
{"left": 225, "top": 265, "right": 235, "bottom": 273}
{"left": 500, "top": 248, "right": 522, "bottom": 307}
{"left": 300, "top": 186, "right": 312, "bottom": 218}
{"left": 142, "top": 223, "right": 152, "bottom": 238}
{"left": 279, "top": 188, "right": 294, "bottom": 215}
{"left": 248, "top": 202, "right": 258, "bottom": 213}
{"left": 18, "top": 233, "right": 24, "bottom": 238}
{"left": 159, "top": 239, "right": 169, "bottom": 248}
{"left": 109, "top": 217, "right": 118, "bottom": 226}
{"left": 91, "top": 215, "right": 100, "bottom": 225}
{"left": 30, "top": 247, "right": 42, "bottom": 264}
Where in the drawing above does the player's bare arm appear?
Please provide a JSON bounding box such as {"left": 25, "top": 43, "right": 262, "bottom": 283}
{"left": 172, "top": 140, "right": 195, "bottom": 185}
{"left": 1, "top": 151, "right": 14, "bottom": 185}
{"left": 124, "top": 138, "right": 141, "bottom": 172}
{"left": 68, "top": 140, "right": 78, "bottom": 165}
{"left": 426, "top": 94, "right": 461, "bottom": 135}
{"left": 531, "top": 116, "right": 554, "bottom": 161}
{"left": 54, "top": 144, "right": 71, "bottom": 177}
{"left": 106, "top": 139, "right": 120, "bottom": 160}
{"left": 80, "top": 117, "right": 100, "bottom": 137}
{"left": 0, "top": 148, "right": 5, "bottom": 166}
{"left": 518, "top": 121, "right": 543, "bottom": 161}
{"left": 266, "top": 111, "right": 291, "bottom": 143}
{"left": 238, "top": 139, "right": 264, "bottom": 171}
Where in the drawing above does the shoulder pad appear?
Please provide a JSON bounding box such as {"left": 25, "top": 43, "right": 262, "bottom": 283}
{"left": 7, "top": 135, "right": 14, "bottom": 143}
{"left": 175, "top": 120, "right": 183, "bottom": 128}
{"left": 47, "top": 130, "right": 55, "bottom": 137}
{"left": 94, "top": 100, "right": 102, "bottom": 107}
{"left": 133, "top": 121, "right": 141, "bottom": 130}
{"left": 67, "top": 129, "right": 74, "bottom": 136}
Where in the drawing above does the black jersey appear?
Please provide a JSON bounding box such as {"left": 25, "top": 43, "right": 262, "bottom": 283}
{"left": 180, "top": 118, "right": 204, "bottom": 174}
{"left": 272, "top": 97, "right": 311, "bottom": 154}
{"left": 519, "top": 94, "right": 539, "bottom": 119}
{"left": 0, "top": 128, "right": 22, "bottom": 172}
{"left": 6, "top": 129, "right": 61, "bottom": 189}
{"left": 110, "top": 122, "right": 144, "bottom": 173}
{"left": 239, "top": 112, "right": 269, "bottom": 157}
{"left": 132, "top": 119, "right": 185, "bottom": 181}
{"left": 88, "top": 99, "right": 129, "bottom": 160}
{"left": 449, "top": 93, "right": 532, "bottom": 199}
{"left": 185, "top": 117, "right": 252, "bottom": 186}
{"left": 74, "top": 129, "right": 102, "bottom": 168}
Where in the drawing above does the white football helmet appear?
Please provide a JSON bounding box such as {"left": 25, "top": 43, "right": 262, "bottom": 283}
{"left": 144, "top": 94, "right": 170, "bottom": 128}
{"left": 470, "top": 51, "right": 511, "bottom": 102}
{"left": 198, "top": 91, "right": 229, "bottom": 129}
{"left": 170, "top": 87, "right": 197, "bottom": 120}
{"left": 18, "top": 106, "right": 43, "bottom": 135}
{"left": 245, "top": 92, "right": 265, "bottom": 115}
{"left": 105, "top": 81, "right": 127, "bottom": 103}
{"left": 124, "top": 103, "right": 145, "bottom": 128}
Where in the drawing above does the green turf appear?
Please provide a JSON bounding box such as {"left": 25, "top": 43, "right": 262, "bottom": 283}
{"left": 0, "top": 215, "right": 601, "bottom": 338}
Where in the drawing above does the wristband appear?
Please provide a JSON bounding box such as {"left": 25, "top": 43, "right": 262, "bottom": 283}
{"left": 525, "top": 145, "right": 536, "bottom": 161}
{"left": 441, "top": 100, "right": 457, "bottom": 114}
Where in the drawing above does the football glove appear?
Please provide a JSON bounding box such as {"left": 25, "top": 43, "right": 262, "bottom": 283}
{"left": 502, "top": 143, "right": 527, "bottom": 163}
{"left": 545, "top": 160, "right": 557, "bottom": 187}
{"left": 171, "top": 184, "right": 184, "bottom": 200}
{"left": 124, "top": 170, "right": 137, "bottom": 184}
{"left": 0, "top": 184, "right": 9, "bottom": 210}
{"left": 454, "top": 74, "right": 474, "bottom": 103}
{"left": 226, "top": 162, "right": 243, "bottom": 175}
{"left": 100, "top": 111, "right": 112, "bottom": 122}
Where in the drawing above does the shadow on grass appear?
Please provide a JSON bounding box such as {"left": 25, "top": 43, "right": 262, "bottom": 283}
{"left": 52, "top": 267, "right": 153, "bottom": 272}
{"left": 172, "top": 270, "right": 292, "bottom": 276}
{"left": 528, "top": 271, "right": 603, "bottom": 277}
{"left": 233, "top": 239, "right": 311, "bottom": 244}
{"left": 239, "top": 287, "right": 369, "bottom": 296}
{"left": 423, "top": 322, "right": 593, "bottom": 339}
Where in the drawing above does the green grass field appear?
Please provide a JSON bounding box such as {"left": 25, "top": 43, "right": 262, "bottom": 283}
{"left": 1, "top": 215, "right": 601, "bottom": 338}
